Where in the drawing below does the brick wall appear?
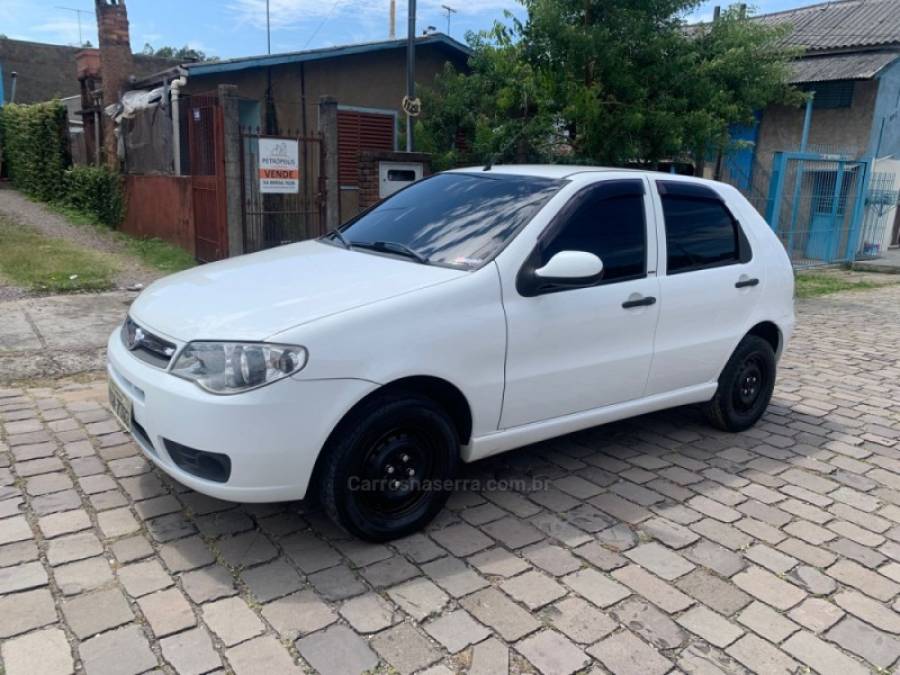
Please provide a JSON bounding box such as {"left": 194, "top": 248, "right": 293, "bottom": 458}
{"left": 358, "top": 150, "right": 432, "bottom": 210}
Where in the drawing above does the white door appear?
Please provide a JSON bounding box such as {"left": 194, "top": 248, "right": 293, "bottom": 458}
{"left": 499, "top": 178, "right": 661, "bottom": 429}
{"left": 645, "top": 179, "right": 765, "bottom": 396}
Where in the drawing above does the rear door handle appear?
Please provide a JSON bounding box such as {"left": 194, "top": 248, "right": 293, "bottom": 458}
{"left": 622, "top": 296, "right": 657, "bottom": 309}
{"left": 735, "top": 278, "right": 760, "bottom": 289}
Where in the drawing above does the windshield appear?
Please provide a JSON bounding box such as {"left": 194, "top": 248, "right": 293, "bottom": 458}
{"left": 336, "top": 172, "right": 564, "bottom": 268}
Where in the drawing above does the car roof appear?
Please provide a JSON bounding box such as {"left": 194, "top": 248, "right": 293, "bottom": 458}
{"left": 447, "top": 164, "right": 617, "bottom": 179}
{"left": 446, "top": 164, "right": 735, "bottom": 191}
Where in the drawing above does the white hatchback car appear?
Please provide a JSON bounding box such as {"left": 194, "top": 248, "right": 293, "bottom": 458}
{"left": 107, "top": 166, "right": 795, "bottom": 540}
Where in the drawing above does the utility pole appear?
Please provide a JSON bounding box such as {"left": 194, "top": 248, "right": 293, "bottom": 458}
{"left": 389, "top": 0, "right": 396, "bottom": 39}
{"left": 56, "top": 6, "right": 93, "bottom": 46}
{"left": 406, "top": 0, "right": 416, "bottom": 151}
{"left": 441, "top": 5, "right": 457, "bottom": 36}
{"left": 266, "top": 0, "right": 271, "bottom": 54}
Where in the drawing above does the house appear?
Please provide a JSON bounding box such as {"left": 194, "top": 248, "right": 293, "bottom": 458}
{"left": 0, "top": 36, "right": 179, "bottom": 165}
{"left": 132, "top": 34, "right": 471, "bottom": 217}
{"left": 754, "top": 0, "right": 900, "bottom": 164}
{"left": 59, "top": 0, "right": 473, "bottom": 261}
{"left": 0, "top": 37, "right": 175, "bottom": 105}
{"left": 724, "top": 0, "right": 900, "bottom": 254}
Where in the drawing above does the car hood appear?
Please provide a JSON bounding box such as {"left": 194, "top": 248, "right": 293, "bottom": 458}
{"left": 129, "top": 240, "right": 466, "bottom": 342}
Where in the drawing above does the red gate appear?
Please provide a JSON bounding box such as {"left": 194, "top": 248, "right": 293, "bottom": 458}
{"left": 187, "top": 94, "right": 227, "bottom": 262}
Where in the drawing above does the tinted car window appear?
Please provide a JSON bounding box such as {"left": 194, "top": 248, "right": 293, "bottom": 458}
{"left": 338, "top": 173, "right": 563, "bottom": 268}
{"left": 541, "top": 183, "right": 646, "bottom": 284}
{"left": 662, "top": 196, "right": 739, "bottom": 273}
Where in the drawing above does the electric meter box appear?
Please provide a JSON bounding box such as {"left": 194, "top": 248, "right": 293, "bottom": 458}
{"left": 379, "top": 161, "right": 424, "bottom": 198}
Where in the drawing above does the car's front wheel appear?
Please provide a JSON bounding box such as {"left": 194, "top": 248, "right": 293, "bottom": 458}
{"left": 705, "top": 335, "right": 776, "bottom": 432}
{"left": 319, "top": 393, "right": 459, "bottom": 541}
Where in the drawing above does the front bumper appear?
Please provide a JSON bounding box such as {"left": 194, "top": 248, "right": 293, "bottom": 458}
{"left": 106, "top": 327, "right": 377, "bottom": 502}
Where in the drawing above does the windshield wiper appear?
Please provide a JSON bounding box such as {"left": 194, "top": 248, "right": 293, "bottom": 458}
{"left": 327, "top": 229, "right": 351, "bottom": 249}
{"left": 352, "top": 240, "right": 429, "bottom": 264}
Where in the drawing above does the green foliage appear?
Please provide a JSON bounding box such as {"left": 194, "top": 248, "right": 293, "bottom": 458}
{"left": 0, "top": 101, "right": 70, "bottom": 201}
{"left": 62, "top": 166, "right": 125, "bottom": 227}
{"left": 0, "top": 101, "right": 125, "bottom": 226}
{"left": 141, "top": 43, "right": 216, "bottom": 62}
{"left": 419, "top": 1, "right": 803, "bottom": 168}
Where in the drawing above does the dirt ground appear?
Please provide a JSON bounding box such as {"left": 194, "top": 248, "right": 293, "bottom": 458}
{"left": 0, "top": 184, "right": 162, "bottom": 300}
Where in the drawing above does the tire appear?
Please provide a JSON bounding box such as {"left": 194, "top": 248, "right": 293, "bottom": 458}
{"left": 319, "top": 393, "right": 459, "bottom": 541}
{"left": 705, "top": 335, "right": 776, "bottom": 433}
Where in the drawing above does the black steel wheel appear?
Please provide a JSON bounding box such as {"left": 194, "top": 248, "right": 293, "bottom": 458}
{"left": 319, "top": 393, "right": 458, "bottom": 541}
{"left": 706, "top": 335, "right": 776, "bottom": 432}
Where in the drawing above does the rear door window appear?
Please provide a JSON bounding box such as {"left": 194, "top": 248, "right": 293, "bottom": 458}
{"left": 658, "top": 182, "right": 747, "bottom": 274}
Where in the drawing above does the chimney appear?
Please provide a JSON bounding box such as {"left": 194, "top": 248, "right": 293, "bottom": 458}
{"left": 76, "top": 49, "right": 102, "bottom": 165}
{"left": 95, "top": 0, "right": 134, "bottom": 167}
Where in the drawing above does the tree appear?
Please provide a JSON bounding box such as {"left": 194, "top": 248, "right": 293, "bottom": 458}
{"left": 141, "top": 43, "right": 215, "bottom": 62}
{"left": 418, "top": 1, "right": 801, "bottom": 169}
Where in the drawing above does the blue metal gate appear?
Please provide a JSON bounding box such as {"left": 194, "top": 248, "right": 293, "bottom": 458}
{"left": 857, "top": 171, "right": 900, "bottom": 260}
{"left": 765, "top": 152, "right": 869, "bottom": 267}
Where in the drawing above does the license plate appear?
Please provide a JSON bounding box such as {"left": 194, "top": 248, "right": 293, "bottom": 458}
{"left": 108, "top": 379, "right": 133, "bottom": 433}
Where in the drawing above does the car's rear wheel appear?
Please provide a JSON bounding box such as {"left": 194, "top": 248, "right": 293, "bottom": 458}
{"left": 319, "top": 393, "right": 459, "bottom": 541}
{"left": 705, "top": 335, "right": 776, "bottom": 432}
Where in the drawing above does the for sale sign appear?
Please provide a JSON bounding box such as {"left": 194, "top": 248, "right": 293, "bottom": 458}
{"left": 259, "top": 138, "right": 300, "bottom": 193}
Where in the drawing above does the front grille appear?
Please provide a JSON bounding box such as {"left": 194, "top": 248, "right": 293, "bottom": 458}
{"left": 122, "top": 317, "right": 177, "bottom": 369}
{"left": 164, "top": 440, "right": 232, "bottom": 483}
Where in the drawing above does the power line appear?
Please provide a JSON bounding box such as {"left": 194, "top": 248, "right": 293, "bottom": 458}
{"left": 303, "top": 0, "right": 342, "bottom": 49}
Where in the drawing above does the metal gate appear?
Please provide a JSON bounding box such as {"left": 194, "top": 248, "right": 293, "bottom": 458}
{"left": 187, "top": 94, "right": 228, "bottom": 262}
{"left": 239, "top": 127, "right": 326, "bottom": 254}
{"left": 857, "top": 171, "right": 900, "bottom": 260}
{"left": 765, "top": 152, "right": 869, "bottom": 267}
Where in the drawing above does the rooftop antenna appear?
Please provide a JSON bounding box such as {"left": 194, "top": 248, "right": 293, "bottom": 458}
{"left": 441, "top": 4, "right": 457, "bottom": 36}
{"left": 56, "top": 6, "right": 93, "bottom": 46}
{"left": 389, "top": 0, "right": 396, "bottom": 39}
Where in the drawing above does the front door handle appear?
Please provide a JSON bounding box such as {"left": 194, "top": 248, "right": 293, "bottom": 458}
{"left": 622, "top": 296, "right": 657, "bottom": 309}
{"left": 735, "top": 277, "right": 760, "bottom": 289}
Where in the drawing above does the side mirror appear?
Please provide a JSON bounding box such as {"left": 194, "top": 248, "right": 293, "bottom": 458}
{"left": 534, "top": 251, "right": 604, "bottom": 284}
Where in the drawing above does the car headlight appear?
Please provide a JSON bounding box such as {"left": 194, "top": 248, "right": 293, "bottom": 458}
{"left": 170, "top": 342, "right": 308, "bottom": 394}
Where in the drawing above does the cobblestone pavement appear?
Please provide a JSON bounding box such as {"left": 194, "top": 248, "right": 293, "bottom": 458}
{"left": 2, "top": 286, "right": 900, "bottom": 675}
{"left": 0, "top": 292, "right": 137, "bottom": 383}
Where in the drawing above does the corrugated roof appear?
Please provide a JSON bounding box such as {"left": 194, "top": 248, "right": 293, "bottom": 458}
{"left": 185, "top": 33, "right": 471, "bottom": 77}
{"left": 0, "top": 38, "right": 179, "bottom": 104}
{"left": 755, "top": 0, "right": 900, "bottom": 52}
{"left": 790, "top": 50, "right": 899, "bottom": 82}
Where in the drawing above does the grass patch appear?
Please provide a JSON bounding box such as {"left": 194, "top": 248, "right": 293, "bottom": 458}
{"left": 47, "top": 202, "right": 195, "bottom": 274}
{"left": 795, "top": 271, "right": 888, "bottom": 299}
{"left": 122, "top": 236, "right": 196, "bottom": 274}
{"left": 48, "top": 202, "right": 97, "bottom": 228}
{"left": 0, "top": 217, "right": 117, "bottom": 292}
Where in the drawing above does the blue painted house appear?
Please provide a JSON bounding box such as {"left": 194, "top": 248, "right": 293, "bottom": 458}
{"left": 733, "top": 0, "right": 900, "bottom": 255}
